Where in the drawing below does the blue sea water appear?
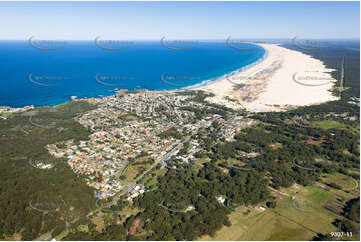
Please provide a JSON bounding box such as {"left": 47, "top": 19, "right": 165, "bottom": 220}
{"left": 0, "top": 40, "right": 266, "bottom": 107}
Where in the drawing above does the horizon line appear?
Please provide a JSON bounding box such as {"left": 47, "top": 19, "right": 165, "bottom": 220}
{"left": 0, "top": 37, "right": 360, "bottom": 41}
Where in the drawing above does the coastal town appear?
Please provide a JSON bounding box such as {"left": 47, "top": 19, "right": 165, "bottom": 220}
{"left": 0, "top": 105, "right": 34, "bottom": 119}
{"left": 46, "top": 90, "right": 255, "bottom": 201}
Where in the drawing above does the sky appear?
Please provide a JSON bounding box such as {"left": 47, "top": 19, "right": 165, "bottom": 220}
{"left": 0, "top": 1, "right": 359, "bottom": 40}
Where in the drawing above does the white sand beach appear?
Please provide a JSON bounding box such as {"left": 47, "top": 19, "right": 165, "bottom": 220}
{"left": 195, "top": 43, "right": 339, "bottom": 112}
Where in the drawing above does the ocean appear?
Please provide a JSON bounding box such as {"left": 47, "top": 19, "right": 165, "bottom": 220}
{"left": 0, "top": 40, "right": 266, "bottom": 107}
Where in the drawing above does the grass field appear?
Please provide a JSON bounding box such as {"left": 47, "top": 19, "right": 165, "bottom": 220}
{"left": 200, "top": 182, "right": 360, "bottom": 241}
{"left": 321, "top": 173, "right": 359, "bottom": 193}
{"left": 311, "top": 120, "right": 347, "bottom": 129}
{"left": 140, "top": 169, "right": 167, "bottom": 188}
{"left": 123, "top": 164, "right": 150, "bottom": 182}
{"left": 200, "top": 207, "right": 315, "bottom": 241}
{"left": 123, "top": 165, "right": 139, "bottom": 181}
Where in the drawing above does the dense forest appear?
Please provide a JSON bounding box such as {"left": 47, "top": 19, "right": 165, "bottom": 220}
{"left": 63, "top": 90, "right": 359, "bottom": 240}
{"left": 0, "top": 101, "right": 98, "bottom": 240}
{"left": 1, "top": 40, "right": 359, "bottom": 240}
{"left": 64, "top": 164, "right": 269, "bottom": 240}
{"left": 57, "top": 41, "right": 361, "bottom": 241}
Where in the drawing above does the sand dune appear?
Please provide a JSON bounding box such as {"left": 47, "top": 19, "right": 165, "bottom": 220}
{"left": 195, "top": 43, "right": 339, "bottom": 112}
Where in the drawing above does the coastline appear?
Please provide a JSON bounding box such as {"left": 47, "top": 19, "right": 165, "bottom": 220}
{"left": 1, "top": 43, "right": 339, "bottom": 113}
{"left": 193, "top": 43, "right": 339, "bottom": 112}
{"left": 180, "top": 47, "right": 269, "bottom": 91}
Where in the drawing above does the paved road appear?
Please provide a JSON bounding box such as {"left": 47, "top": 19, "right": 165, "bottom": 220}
{"left": 107, "top": 134, "right": 194, "bottom": 208}
{"left": 36, "top": 132, "right": 197, "bottom": 240}
{"left": 108, "top": 137, "right": 191, "bottom": 207}
{"left": 136, "top": 138, "right": 188, "bottom": 182}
